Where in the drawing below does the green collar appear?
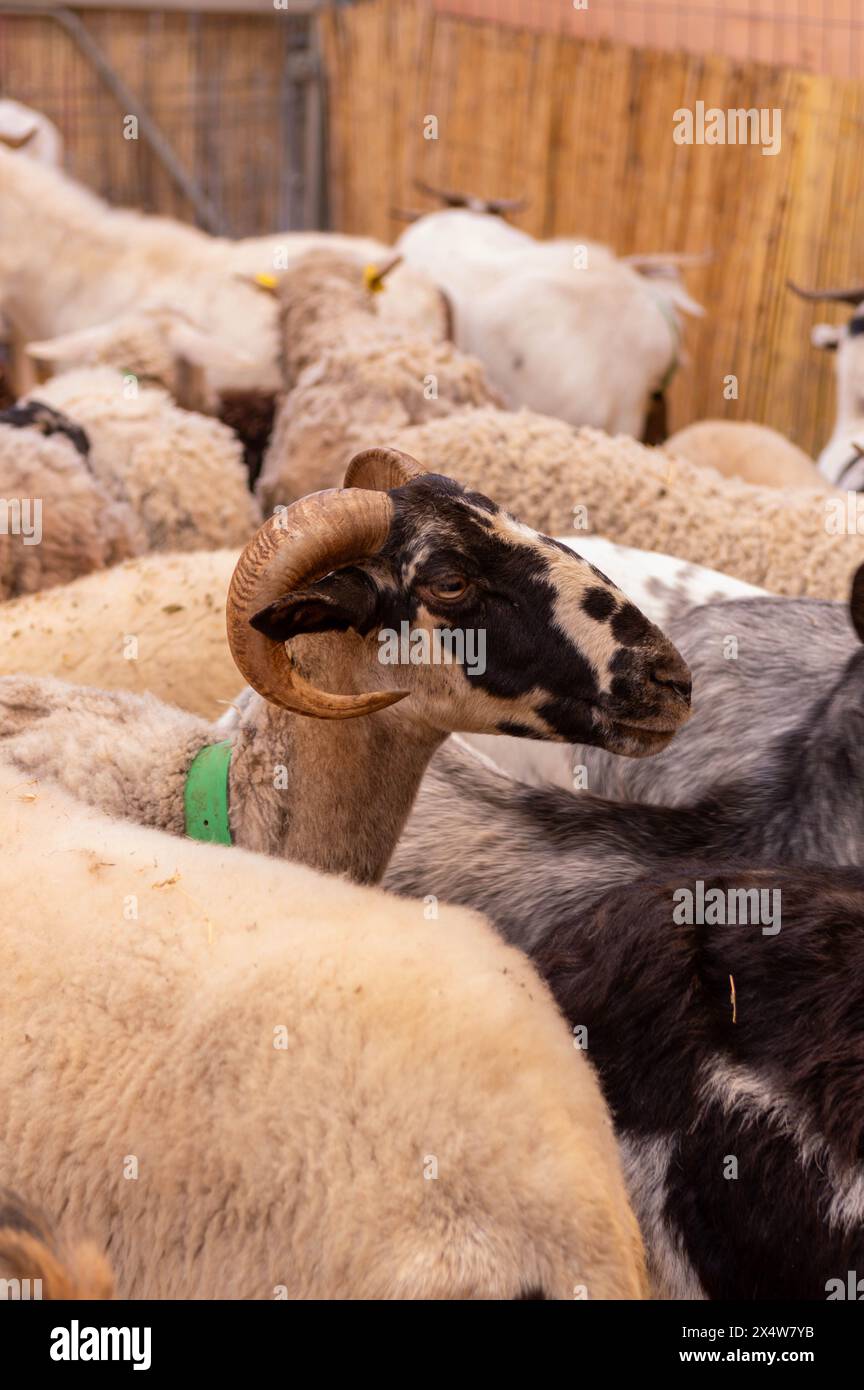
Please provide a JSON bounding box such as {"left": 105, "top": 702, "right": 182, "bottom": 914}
{"left": 184, "top": 740, "right": 233, "bottom": 845}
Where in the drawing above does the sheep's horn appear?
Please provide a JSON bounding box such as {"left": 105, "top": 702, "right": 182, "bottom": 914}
{"left": 787, "top": 279, "right": 864, "bottom": 305}
{"left": 414, "top": 179, "right": 525, "bottom": 215}
{"left": 227, "top": 488, "right": 407, "bottom": 719}
{"left": 344, "top": 446, "right": 428, "bottom": 492}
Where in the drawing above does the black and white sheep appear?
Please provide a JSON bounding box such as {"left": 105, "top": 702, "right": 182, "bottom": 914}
{"left": 386, "top": 751, "right": 864, "bottom": 1298}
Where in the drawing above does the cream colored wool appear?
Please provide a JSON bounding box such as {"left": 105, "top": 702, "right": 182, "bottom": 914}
{"left": 30, "top": 368, "right": 261, "bottom": 552}
{"left": 0, "top": 762, "right": 647, "bottom": 1301}
{"left": 664, "top": 419, "right": 826, "bottom": 491}
{"left": 0, "top": 420, "right": 143, "bottom": 599}
{"left": 257, "top": 253, "right": 498, "bottom": 510}
{"left": 0, "top": 550, "right": 241, "bottom": 718}
{"left": 394, "top": 408, "right": 859, "bottom": 599}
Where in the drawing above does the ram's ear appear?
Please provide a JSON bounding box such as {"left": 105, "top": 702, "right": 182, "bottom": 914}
{"left": 250, "top": 570, "right": 380, "bottom": 642}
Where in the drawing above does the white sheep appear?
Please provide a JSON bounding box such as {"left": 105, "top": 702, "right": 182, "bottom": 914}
{"left": 392, "top": 407, "right": 860, "bottom": 600}
{"left": 0, "top": 760, "right": 647, "bottom": 1300}
{"left": 788, "top": 280, "right": 864, "bottom": 487}
{"left": 0, "top": 447, "right": 691, "bottom": 883}
{"left": 664, "top": 418, "right": 825, "bottom": 491}
{"left": 396, "top": 209, "right": 703, "bottom": 439}
{"left": 28, "top": 368, "right": 261, "bottom": 552}
{"left": 0, "top": 400, "right": 144, "bottom": 599}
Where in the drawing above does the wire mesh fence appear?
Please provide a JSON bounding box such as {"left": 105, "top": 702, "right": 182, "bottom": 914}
{"left": 0, "top": 5, "right": 324, "bottom": 235}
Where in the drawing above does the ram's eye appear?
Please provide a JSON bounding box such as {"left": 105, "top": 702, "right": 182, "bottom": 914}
{"left": 421, "top": 577, "right": 470, "bottom": 602}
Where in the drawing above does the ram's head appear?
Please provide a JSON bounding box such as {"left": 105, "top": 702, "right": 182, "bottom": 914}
{"left": 227, "top": 448, "right": 691, "bottom": 756}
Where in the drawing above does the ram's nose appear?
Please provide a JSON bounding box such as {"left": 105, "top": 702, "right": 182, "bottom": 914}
{"left": 650, "top": 651, "right": 692, "bottom": 708}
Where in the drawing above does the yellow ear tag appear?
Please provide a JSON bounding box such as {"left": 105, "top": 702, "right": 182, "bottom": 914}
{"left": 363, "top": 263, "right": 386, "bottom": 294}
{"left": 254, "top": 273, "right": 279, "bottom": 292}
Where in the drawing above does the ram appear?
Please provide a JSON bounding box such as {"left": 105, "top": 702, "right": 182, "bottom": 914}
{"left": 0, "top": 536, "right": 747, "bottom": 731}
{"left": 0, "top": 760, "right": 647, "bottom": 1300}
{"left": 0, "top": 448, "right": 691, "bottom": 883}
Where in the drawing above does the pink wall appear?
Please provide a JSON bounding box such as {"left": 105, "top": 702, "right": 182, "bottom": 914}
{"left": 433, "top": 1, "right": 863, "bottom": 81}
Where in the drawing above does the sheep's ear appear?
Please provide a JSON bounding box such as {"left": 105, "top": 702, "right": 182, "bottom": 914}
{"left": 850, "top": 564, "right": 864, "bottom": 647}
{"left": 250, "top": 571, "right": 379, "bottom": 642}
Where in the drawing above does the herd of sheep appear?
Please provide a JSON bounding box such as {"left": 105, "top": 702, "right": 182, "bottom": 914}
{"left": 1, "top": 99, "right": 863, "bottom": 1302}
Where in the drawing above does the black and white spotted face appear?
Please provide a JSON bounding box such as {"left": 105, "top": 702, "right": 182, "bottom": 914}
{"left": 254, "top": 474, "right": 692, "bottom": 755}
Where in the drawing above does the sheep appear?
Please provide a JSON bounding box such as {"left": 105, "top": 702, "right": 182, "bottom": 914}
{"left": 396, "top": 209, "right": 703, "bottom": 439}
{"left": 0, "top": 1190, "right": 113, "bottom": 1300}
{"left": 26, "top": 368, "right": 262, "bottom": 553}
{"left": 0, "top": 759, "right": 648, "bottom": 1300}
{"left": 0, "top": 100, "right": 62, "bottom": 166}
{"left": 25, "top": 306, "right": 260, "bottom": 414}
{"left": 384, "top": 755, "right": 864, "bottom": 1297}
{"left": 0, "top": 400, "right": 144, "bottom": 599}
{"left": 664, "top": 418, "right": 826, "bottom": 491}
{"left": 789, "top": 279, "right": 864, "bottom": 487}
{"left": 0, "top": 447, "right": 691, "bottom": 883}
{"left": 0, "top": 144, "right": 279, "bottom": 399}
{"left": 392, "top": 408, "right": 861, "bottom": 599}
{"left": 0, "top": 550, "right": 241, "bottom": 720}
{"left": 507, "top": 565, "right": 864, "bottom": 809}
{"left": 255, "top": 252, "right": 497, "bottom": 511}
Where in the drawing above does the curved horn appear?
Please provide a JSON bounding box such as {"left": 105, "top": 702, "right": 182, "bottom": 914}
{"left": 343, "top": 447, "right": 428, "bottom": 492}
{"left": 787, "top": 279, "right": 864, "bottom": 305}
{"left": 415, "top": 178, "right": 470, "bottom": 207}
{"left": 227, "top": 489, "right": 407, "bottom": 719}
{"left": 414, "top": 180, "right": 524, "bottom": 216}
